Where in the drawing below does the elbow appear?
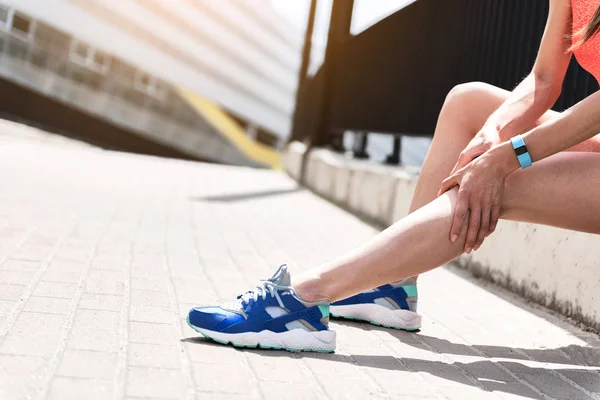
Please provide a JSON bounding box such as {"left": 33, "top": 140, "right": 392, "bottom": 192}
{"left": 532, "top": 73, "right": 562, "bottom": 108}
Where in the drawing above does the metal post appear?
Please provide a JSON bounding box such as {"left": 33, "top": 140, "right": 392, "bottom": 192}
{"left": 300, "top": 0, "right": 354, "bottom": 183}
{"left": 311, "top": 0, "right": 354, "bottom": 147}
{"left": 386, "top": 135, "right": 402, "bottom": 165}
{"left": 330, "top": 131, "right": 345, "bottom": 152}
{"left": 288, "top": 0, "right": 317, "bottom": 144}
{"left": 352, "top": 132, "right": 369, "bottom": 159}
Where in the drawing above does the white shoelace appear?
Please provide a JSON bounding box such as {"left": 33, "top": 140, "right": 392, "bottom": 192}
{"left": 239, "top": 280, "right": 286, "bottom": 308}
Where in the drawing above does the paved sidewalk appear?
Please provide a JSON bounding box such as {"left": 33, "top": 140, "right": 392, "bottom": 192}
{"left": 0, "top": 121, "right": 599, "bottom": 400}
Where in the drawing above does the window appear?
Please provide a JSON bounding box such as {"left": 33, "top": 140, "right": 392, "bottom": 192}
{"left": 73, "top": 41, "right": 89, "bottom": 60}
{"left": 69, "top": 39, "right": 110, "bottom": 74}
{"left": 139, "top": 73, "right": 150, "bottom": 87}
{"left": 93, "top": 50, "right": 106, "bottom": 66}
{"left": 10, "top": 12, "right": 35, "bottom": 40}
{"left": 90, "top": 49, "right": 110, "bottom": 72}
{"left": 150, "top": 81, "right": 167, "bottom": 100}
{"left": 34, "top": 22, "right": 71, "bottom": 54}
{"left": 134, "top": 71, "right": 166, "bottom": 101}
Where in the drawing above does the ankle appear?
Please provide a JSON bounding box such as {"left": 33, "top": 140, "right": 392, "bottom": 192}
{"left": 293, "top": 273, "right": 331, "bottom": 303}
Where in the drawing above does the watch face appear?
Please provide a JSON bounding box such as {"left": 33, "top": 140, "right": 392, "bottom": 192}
{"left": 514, "top": 145, "right": 528, "bottom": 156}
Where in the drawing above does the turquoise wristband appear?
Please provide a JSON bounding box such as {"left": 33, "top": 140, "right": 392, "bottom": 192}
{"left": 510, "top": 135, "right": 532, "bottom": 169}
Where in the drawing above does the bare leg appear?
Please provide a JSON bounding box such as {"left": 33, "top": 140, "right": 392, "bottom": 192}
{"left": 294, "top": 145, "right": 600, "bottom": 303}
{"left": 405, "top": 83, "right": 558, "bottom": 281}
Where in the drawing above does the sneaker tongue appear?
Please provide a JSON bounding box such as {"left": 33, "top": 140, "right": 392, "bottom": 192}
{"left": 269, "top": 264, "right": 291, "bottom": 287}
{"left": 221, "top": 265, "right": 291, "bottom": 315}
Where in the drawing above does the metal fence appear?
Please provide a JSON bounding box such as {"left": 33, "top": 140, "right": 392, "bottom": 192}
{"left": 293, "top": 0, "right": 599, "bottom": 163}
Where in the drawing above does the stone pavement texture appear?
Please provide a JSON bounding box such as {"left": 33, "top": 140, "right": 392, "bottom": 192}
{"left": 0, "top": 120, "right": 599, "bottom": 400}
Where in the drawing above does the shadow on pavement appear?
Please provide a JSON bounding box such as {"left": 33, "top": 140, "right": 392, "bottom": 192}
{"left": 182, "top": 321, "right": 600, "bottom": 400}
{"left": 190, "top": 186, "right": 304, "bottom": 203}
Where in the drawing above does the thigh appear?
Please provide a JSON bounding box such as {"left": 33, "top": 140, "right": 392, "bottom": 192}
{"left": 502, "top": 152, "right": 600, "bottom": 234}
{"left": 428, "top": 82, "right": 561, "bottom": 174}
{"left": 566, "top": 134, "right": 600, "bottom": 153}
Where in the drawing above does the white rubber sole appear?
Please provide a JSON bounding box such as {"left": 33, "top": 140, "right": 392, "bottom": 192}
{"left": 188, "top": 317, "right": 336, "bottom": 352}
{"left": 330, "top": 303, "right": 421, "bottom": 331}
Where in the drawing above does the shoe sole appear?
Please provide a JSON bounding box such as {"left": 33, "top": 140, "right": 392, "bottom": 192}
{"left": 187, "top": 316, "right": 336, "bottom": 353}
{"left": 330, "top": 304, "right": 421, "bottom": 331}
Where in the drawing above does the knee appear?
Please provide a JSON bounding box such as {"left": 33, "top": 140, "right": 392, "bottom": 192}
{"left": 434, "top": 82, "right": 501, "bottom": 139}
{"left": 443, "top": 82, "right": 494, "bottom": 110}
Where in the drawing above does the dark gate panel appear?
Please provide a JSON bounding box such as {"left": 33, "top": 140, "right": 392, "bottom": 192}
{"left": 293, "top": 0, "right": 599, "bottom": 143}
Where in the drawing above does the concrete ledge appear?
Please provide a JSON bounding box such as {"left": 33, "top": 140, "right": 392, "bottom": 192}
{"left": 284, "top": 142, "right": 420, "bottom": 226}
{"left": 283, "top": 142, "right": 600, "bottom": 330}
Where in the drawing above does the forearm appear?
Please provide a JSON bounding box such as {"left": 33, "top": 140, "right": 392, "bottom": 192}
{"left": 485, "top": 74, "right": 560, "bottom": 141}
{"left": 492, "top": 90, "right": 600, "bottom": 174}
{"left": 524, "top": 90, "right": 600, "bottom": 161}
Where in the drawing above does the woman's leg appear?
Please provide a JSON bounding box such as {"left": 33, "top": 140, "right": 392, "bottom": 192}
{"left": 317, "top": 81, "right": 559, "bottom": 292}
{"left": 294, "top": 152, "right": 600, "bottom": 303}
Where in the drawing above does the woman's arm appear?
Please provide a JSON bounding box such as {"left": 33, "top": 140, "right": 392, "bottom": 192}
{"left": 449, "top": 0, "right": 572, "bottom": 172}
{"left": 486, "top": 0, "right": 572, "bottom": 141}
{"left": 495, "top": 89, "right": 600, "bottom": 174}
{"left": 440, "top": 0, "right": 577, "bottom": 250}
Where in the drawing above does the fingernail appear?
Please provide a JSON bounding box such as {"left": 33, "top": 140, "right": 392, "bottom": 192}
{"left": 473, "top": 245, "right": 480, "bottom": 251}
{"left": 451, "top": 234, "right": 458, "bottom": 243}
{"left": 466, "top": 247, "right": 472, "bottom": 254}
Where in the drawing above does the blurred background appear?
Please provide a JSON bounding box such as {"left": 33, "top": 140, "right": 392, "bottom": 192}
{"left": 0, "top": 0, "right": 431, "bottom": 170}
{"left": 0, "top": 0, "right": 597, "bottom": 169}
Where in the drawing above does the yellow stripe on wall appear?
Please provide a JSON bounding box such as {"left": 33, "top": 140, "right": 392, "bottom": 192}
{"left": 178, "top": 88, "right": 281, "bottom": 168}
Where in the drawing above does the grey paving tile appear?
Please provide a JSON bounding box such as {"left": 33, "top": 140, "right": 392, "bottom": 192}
{"left": 0, "top": 132, "right": 597, "bottom": 400}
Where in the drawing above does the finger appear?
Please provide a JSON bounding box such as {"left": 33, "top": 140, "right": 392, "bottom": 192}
{"left": 450, "top": 153, "right": 468, "bottom": 176}
{"left": 474, "top": 206, "right": 491, "bottom": 250}
{"left": 488, "top": 203, "right": 501, "bottom": 235}
{"left": 464, "top": 204, "right": 481, "bottom": 253}
{"left": 450, "top": 192, "right": 469, "bottom": 243}
{"left": 452, "top": 146, "right": 484, "bottom": 175}
{"left": 449, "top": 163, "right": 460, "bottom": 177}
{"left": 438, "top": 175, "right": 458, "bottom": 197}
{"left": 449, "top": 160, "right": 463, "bottom": 177}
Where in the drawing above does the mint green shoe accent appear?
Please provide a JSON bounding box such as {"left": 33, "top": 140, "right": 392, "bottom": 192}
{"left": 258, "top": 344, "right": 282, "bottom": 350}
{"left": 403, "top": 285, "right": 418, "bottom": 297}
{"left": 286, "top": 348, "right": 301, "bottom": 353}
{"left": 331, "top": 314, "right": 362, "bottom": 321}
{"left": 318, "top": 305, "right": 330, "bottom": 317}
{"left": 212, "top": 337, "right": 229, "bottom": 345}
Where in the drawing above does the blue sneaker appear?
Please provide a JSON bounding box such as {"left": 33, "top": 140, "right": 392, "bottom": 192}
{"left": 188, "top": 265, "right": 336, "bottom": 352}
{"left": 330, "top": 278, "right": 421, "bottom": 331}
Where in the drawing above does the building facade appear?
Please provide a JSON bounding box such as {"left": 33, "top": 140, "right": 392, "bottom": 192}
{"left": 0, "top": 0, "right": 305, "bottom": 166}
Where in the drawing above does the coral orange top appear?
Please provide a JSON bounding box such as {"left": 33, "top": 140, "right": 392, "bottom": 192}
{"left": 572, "top": 0, "right": 600, "bottom": 82}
